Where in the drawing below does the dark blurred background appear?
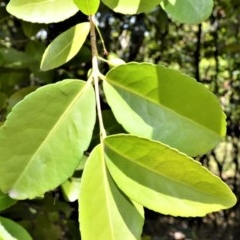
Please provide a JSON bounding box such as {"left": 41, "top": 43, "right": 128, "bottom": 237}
{"left": 0, "top": 0, "right": 239, "bottom": 239}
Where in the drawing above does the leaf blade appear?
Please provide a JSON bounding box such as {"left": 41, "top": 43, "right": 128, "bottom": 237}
{"left": 0, "top": 80, "right": 96, "bottom": 199}
{"left": 103, "top": 62, "right": 226, "bottom": 156}
{"left": 0, "top": 191, "right": 16, "bottom": 211}
{"left": 79, "top": 145, "right": 144, "bottom": 240}
{"left": 41, "top": 23, "right": 90, "bottom": 71}
{"left": 7, "top": 0, "right": 79, "bottom": 23}
{"left": 73, "top": 0, "right": 100, "bottom": 15}
{"left": 0, "top": 217, "right": 32, "bottom": 240}
{"left": 161, "top": 0, "right": 214, "bottom": 24}
{"left": 101, "top": 0, "right": 162, "bottom": 14}
{"left": 104, "top": 134, "right": 237, "bottom": 217}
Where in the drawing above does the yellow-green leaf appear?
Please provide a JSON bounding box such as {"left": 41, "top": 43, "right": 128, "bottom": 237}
{"left": 41, "top": 23, "right": 90, "bottom": 71}
{"left": 79, "top": 145, "right": 144, "bottom": 240}
{"left": 0, "top": 80, "right": 95, "bottom": 199}
{"left": 104, "top": 134, "right": 237, "bottom": 217}
{"left": 7, "top": 0, "right": 78, "bottom": 23}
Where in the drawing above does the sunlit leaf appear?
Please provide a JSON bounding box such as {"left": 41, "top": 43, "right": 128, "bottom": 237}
{"left": 101, "top": 0, "right": 162, "bottom": 14}
{"left": 6, "top": 0, "right": 79, "bottom": 23}
{"left": 161, "top": 0, "right": 213, "bottom": 24}
{"left": 61, "top": 178, "right": 81, "bottom": 202}
{"left": 74, "top": 0, "right": 100, "bottom": 15}
{"left": 0, "top": 80, "right": 96, "bottom": 199}
{"left": 41, "top": 23, "right": 90, "bottom": 71}
{"left": 79, "top": 145, "right": 144, "bottom": 240}
{"left": 103, "top": 62, "right": 226, "bottom": 156}
{"left": 104, "top": 134, "right": 237, "bottom": 217}
{"left": 0, "top": 217, "right": 32, "bottom": 240}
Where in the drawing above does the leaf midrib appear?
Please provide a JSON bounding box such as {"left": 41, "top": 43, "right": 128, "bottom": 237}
{"left": 11, "top": 82, "right": 91, "bottom": 191}
{"left": 105, "top": 80, "right": 221, "bottom": 137}
{"left": 105, "top": 139, "right": 223, "bottom": 200}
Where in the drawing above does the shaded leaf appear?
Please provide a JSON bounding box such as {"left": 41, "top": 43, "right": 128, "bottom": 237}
{"left": 0, "top": 93, "right": 7, "bottom": 111}
{"left": 74, "top": 0, "right": 100, "bottom": 15}
{"left": 7, "top": 86, "right": 38, "bottom": 113}
{"left": 6, "top": 0, "right": 79, "bottom": 23}
{"left": 41, "top": 23, "right": 90, "bottom": 71}
{"left": 0, "top": 68, "right": 30, "bottom": 95}
{"left": 104, "top": 134, "right": 237, "bottom": 217}
{"left": 101, "top": 0, "right": 162, "bottom": 14}
{"left": 0, "top": 217, "right": 32, "bottom": 240}
{"left": 21, "top": 21, "right": 45, "bottom": 38}
{"left": 103, "top": 62, "right": 226, "bottom": 156}
{"left": 161, "top": 0, "right": 213, "bottom": 24}
{"left": 79, "top": 145, "right": 144, "bottom": 240}
{"left": 0, "top": 48, "right": 35, "bottom": 69}
{"left": 0, "top": 191, "right": 16, "bottom": 212}
{"left": 0, "top": 80, "right": 96, "bottom": 199}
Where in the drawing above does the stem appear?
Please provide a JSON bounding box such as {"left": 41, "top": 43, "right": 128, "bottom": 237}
{"left": 89, "top": 15, "right": 107, "bottom": 140}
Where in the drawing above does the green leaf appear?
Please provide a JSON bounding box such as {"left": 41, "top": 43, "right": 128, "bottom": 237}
{"left": 21, "top": 21, "right": 45, "bottom": 39}
{"left": 0, "top": 80, "right": 96, "bottom": 199}
{"left": 61, "top": 178, "right": 81, "bottom": 202}
{"left": 104, "top": 134, "right": 237, "bottom": 217}
{"left": 0, "top": 48, "right": 35, "bottom": 69}
{"left": 7, "top": 87, "right": 38, "bottom": 113}
{"left": 0, "top": 93, "right": 7, "bottom": 111}
{"left": 101, "top": 0, "right": 162, "bottom": 14}
{"left": 79, "top": 145, "right": 144, "bottom": 240}
{"left": 25, "top": 41, "right": 54, "bottom": 83}
{"left": 74, "top": 0, "right": 100, "bottom": 15}
{"left": 6, "top": 0, "right": 79, "bottom": 23}
{"left": 0, "top": 217, "right": 32, "bottom": 240}
{"left": 40, "top": 23, "right": 90, "bottom": 71}
{"left": 103, "top": 62, "right": 226, "bottom": 156}
{"left": 0, "top": 68, "right": 30, "bottom": 95}
{"left": 161, "top": 0, "right": 213, "bottom": 24}
{"left": 0, "top": 191, "right": 16, "bottom": 211}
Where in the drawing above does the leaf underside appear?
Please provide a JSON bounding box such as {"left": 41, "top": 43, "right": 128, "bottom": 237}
{"left": 104, "top": 62, "right": 226, "bottom": 156}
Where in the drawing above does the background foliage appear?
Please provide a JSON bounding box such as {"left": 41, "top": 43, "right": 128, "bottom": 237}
{"left": 0, "top": 0, "right": 239, "bottom": 239}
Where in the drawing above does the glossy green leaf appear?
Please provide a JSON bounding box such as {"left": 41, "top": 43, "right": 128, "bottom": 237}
{"left": 41, "top": 23, "right": 90, "bottom": 71}
{"left": 79, "top": 145, "right": 144, "bottom": 240}
{"left": 0, "top": 217, "right": 32, "bottom": 240}
{"left": 6, "top": 0, "right": 79, "bottom": 23}
{"left": 103, "top": 62, "right": 226, "bottom": 156}
{"left": 0, "top": 191, "right": 16, "bottom": 211}
{"left": 104, "top": 134, "right": 237, "bottom": 217}
{"left": 161, "top": 0, "right": 213, "bottom": 24}
{"left": 101, "top": 0, "right": 162, "bottom": 14}
{"left": 74, "top": 0, "right": 100, "bottom": 15}
{"left": 0, "top": 80, "right": 96, "bottom": 199}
